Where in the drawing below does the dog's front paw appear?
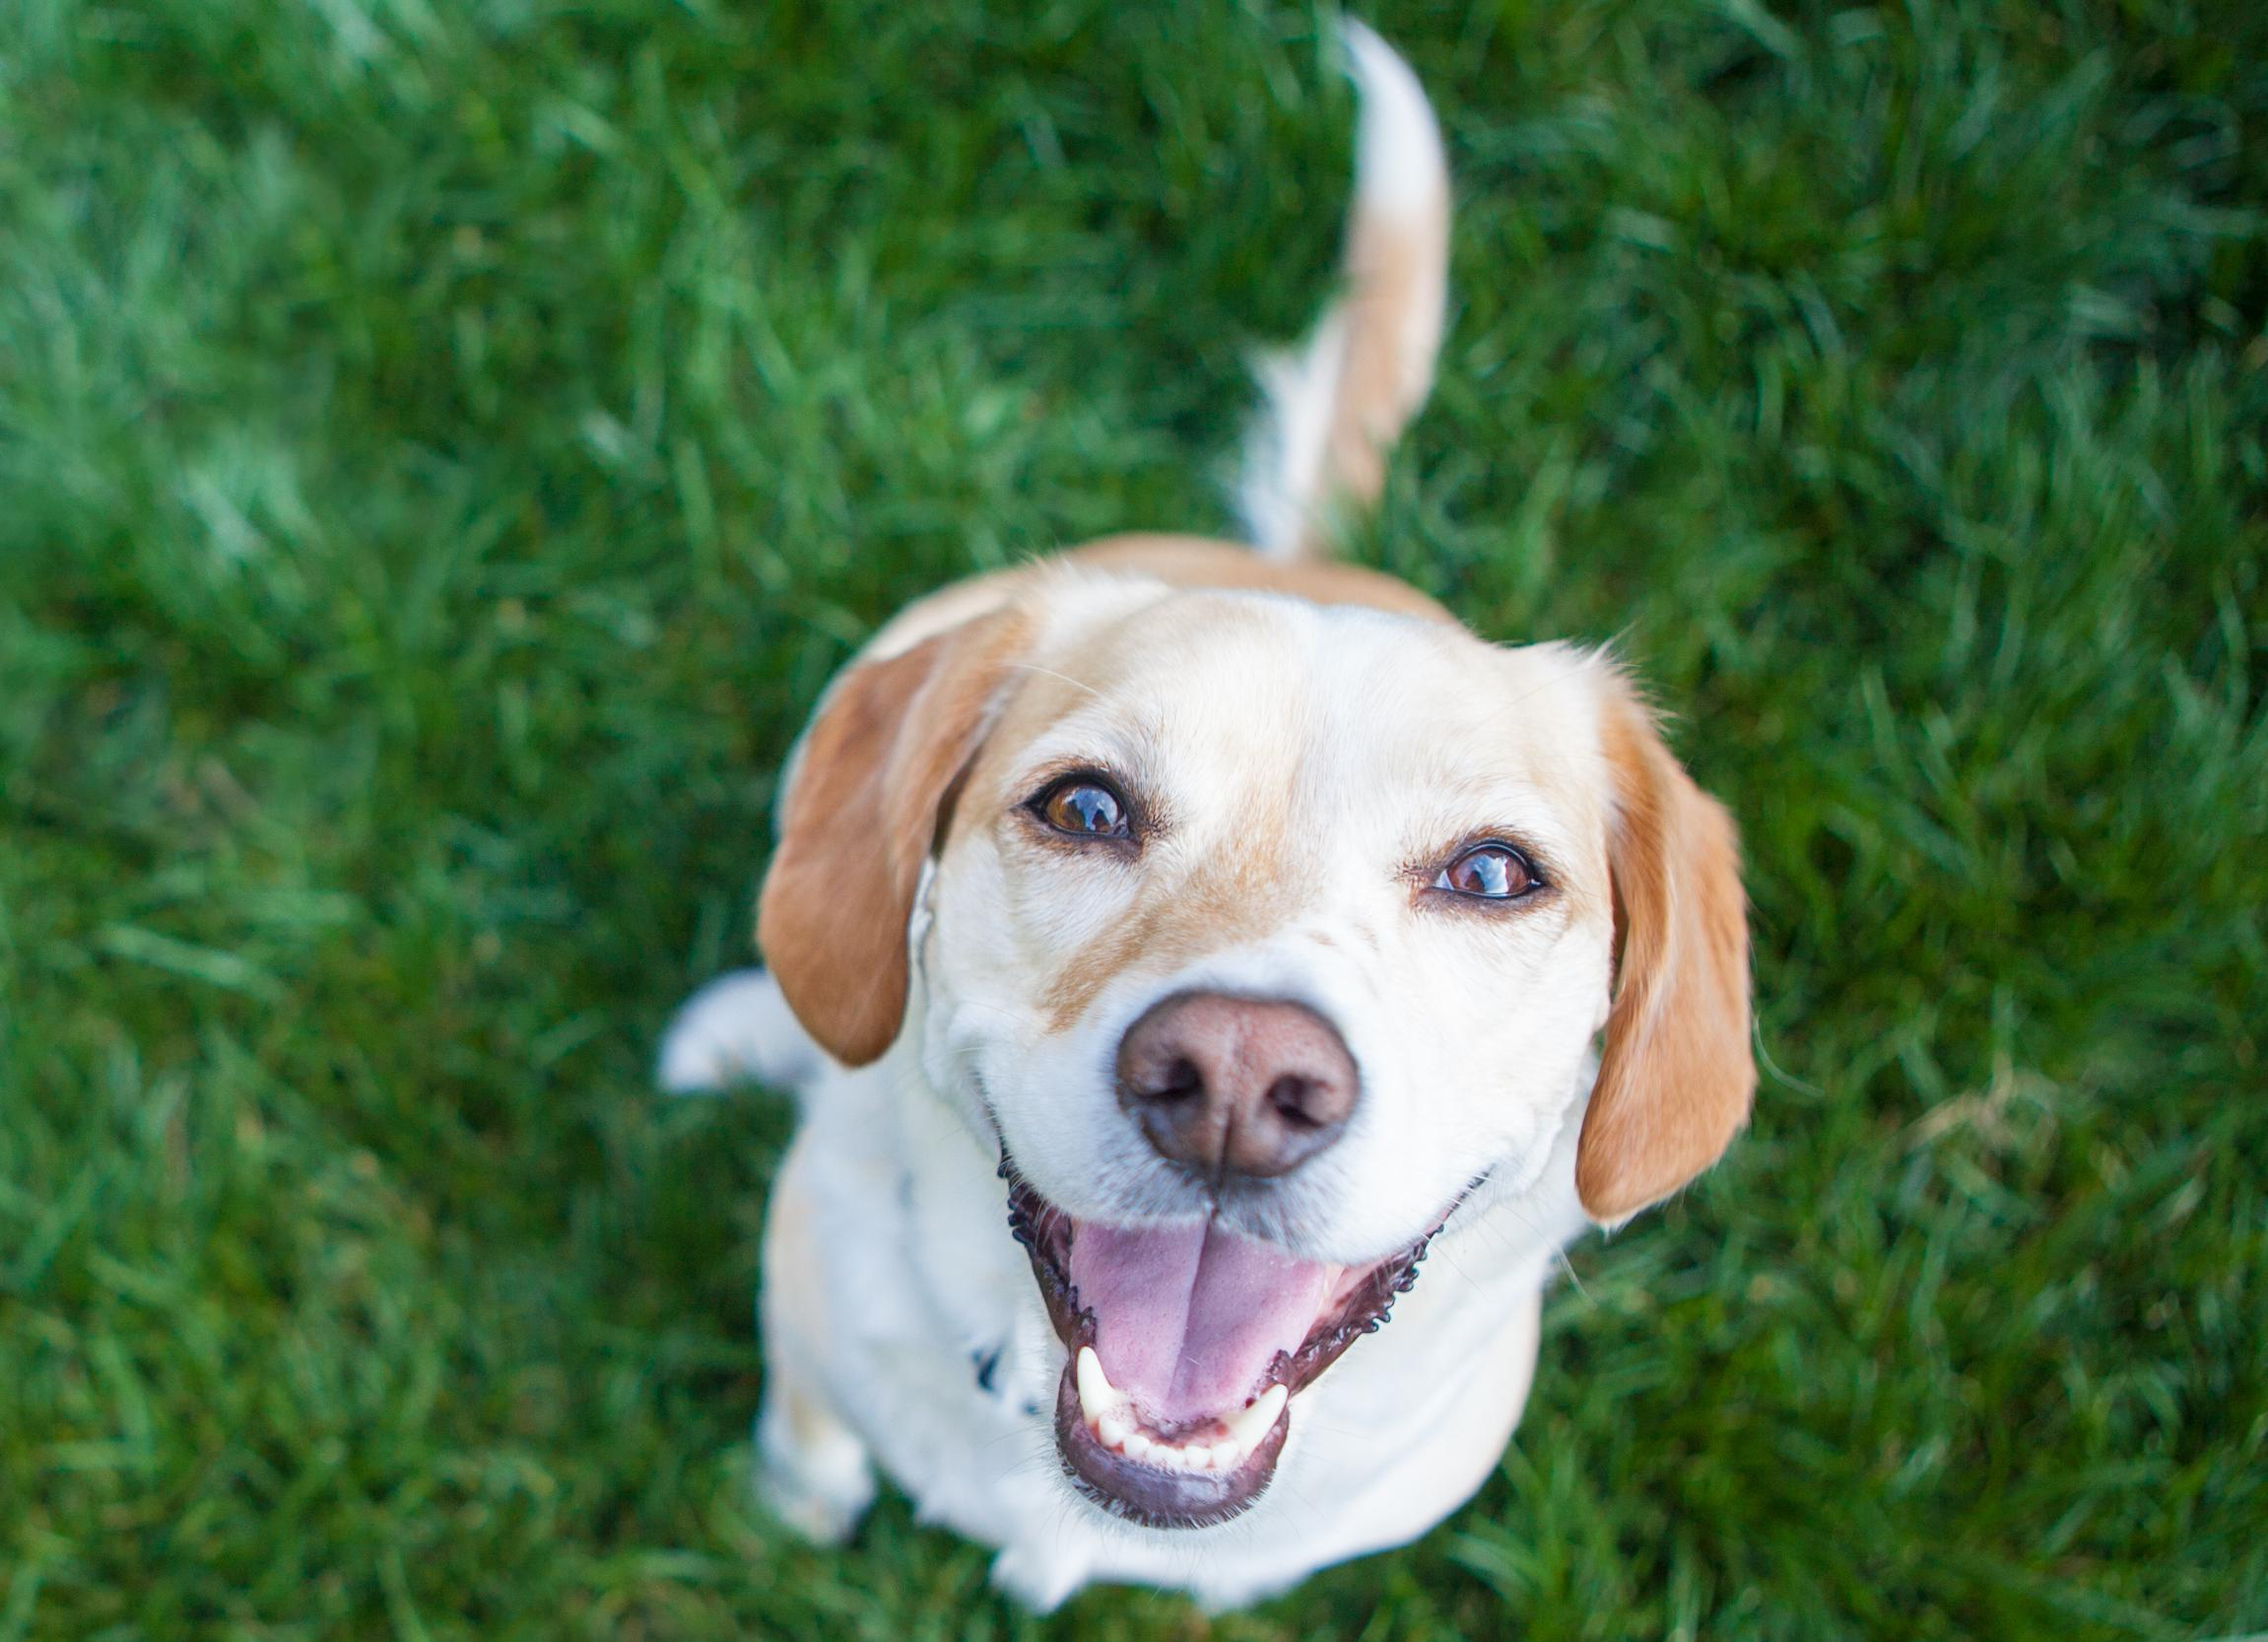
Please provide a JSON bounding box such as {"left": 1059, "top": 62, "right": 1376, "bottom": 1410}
{"left": 989, "top": 1541, "right": 1090, "bottom": 1612}
{"left": 753, "top": 1408, "right": 875, "bottom": 1546}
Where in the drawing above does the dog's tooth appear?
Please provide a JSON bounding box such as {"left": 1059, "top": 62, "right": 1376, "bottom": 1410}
{"left": 1225, "top": 1383, "right": 1289, "bottom": 1456}
{"left": 1075, "top": 1346, "right": 1121, "bottom": 1422}
{"left": 1075, "top": 1363, "right": 1291, "bottom": 1472}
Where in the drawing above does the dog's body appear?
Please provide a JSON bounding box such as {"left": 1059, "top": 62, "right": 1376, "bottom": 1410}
{"left": 663, "top": 30, "right": 1753, "bottom": 1610}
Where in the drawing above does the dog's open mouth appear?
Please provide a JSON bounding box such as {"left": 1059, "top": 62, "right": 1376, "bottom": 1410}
{"left": 1005, "top": 1169, "right": 1442, "bottom": 1529}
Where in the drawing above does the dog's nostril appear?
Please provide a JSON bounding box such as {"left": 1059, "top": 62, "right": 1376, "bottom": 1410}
{"left": 1268, "top": 1075, "right": 1324, "bottom": 1128}
{"left": 1158, "top": 1058, "right": 1205, "bottom": 1101}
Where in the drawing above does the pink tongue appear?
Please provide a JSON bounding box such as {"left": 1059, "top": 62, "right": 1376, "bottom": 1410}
{"left": 1068, "top": 1218, "right": 1340, "bottom": 1425}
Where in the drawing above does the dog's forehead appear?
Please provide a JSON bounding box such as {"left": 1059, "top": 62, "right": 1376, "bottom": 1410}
{"left": 956, "top": 584, "right": 1619, "bottom": 1043}
{"left": 1003, "top": 587, "right": 1609, "bottom": 820}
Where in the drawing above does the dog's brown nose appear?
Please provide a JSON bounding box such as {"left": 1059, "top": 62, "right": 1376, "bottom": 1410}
{"left": 1115, "top": 992, "right": 1358, "bottom": 1181}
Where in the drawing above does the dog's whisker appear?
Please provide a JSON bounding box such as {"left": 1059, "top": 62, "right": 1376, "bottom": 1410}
{"left": 1004, "top": 660, "right": 1104, "bottom": 700}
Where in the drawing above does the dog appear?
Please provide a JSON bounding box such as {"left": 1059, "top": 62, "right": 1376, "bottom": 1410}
{"left": 659, "top": 25, "right": 1753, "bottom": 1610}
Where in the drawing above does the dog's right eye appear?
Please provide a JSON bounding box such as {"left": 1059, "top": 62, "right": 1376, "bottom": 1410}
{"left": 1031, "top": 775, "right": 1132, "bottom": 840}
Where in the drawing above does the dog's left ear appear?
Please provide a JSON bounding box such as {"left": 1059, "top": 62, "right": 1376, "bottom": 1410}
{"left": 758, "top": 610, "right": 1028, "bottom": 1068}
{"left": 1576, "top": 680, "right": 1755, "bottom": 1223}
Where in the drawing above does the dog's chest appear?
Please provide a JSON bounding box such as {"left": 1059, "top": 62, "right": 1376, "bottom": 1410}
{"left": 790, "top": 1057, "right": 1049, "bottom": 1510}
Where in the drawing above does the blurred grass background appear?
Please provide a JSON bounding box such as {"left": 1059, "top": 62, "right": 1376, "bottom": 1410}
{"left": 3, "top": 0, "right": 2265, "bottom": 1636}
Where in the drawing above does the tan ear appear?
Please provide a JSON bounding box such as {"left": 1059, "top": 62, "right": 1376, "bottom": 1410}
{"left": 1576, "top": 683, "right": 1755, "bottom": 1222}
{"left": 757, "top": 611, "right": 1027, "bottom": 1067}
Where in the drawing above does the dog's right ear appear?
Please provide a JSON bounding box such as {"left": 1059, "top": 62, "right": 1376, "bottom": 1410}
{"left": 758, "top": 610, "right": 1028, "bottom": 1067}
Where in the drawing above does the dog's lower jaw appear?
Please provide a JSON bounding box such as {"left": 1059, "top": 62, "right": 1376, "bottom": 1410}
{"left": 1055, "top": 1359, "right": 1294, "bottom": 1530}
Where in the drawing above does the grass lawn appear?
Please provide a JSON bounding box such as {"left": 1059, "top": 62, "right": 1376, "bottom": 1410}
{"left": 4, "top": 0, "right": 2266, "bottom": 1635}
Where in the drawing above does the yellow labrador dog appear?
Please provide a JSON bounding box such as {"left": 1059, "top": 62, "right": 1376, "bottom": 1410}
{"left": 661, "top": 26, "right": 1752, "bottom": 1610}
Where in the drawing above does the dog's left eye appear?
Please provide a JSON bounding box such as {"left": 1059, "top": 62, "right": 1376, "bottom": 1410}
{"left": 1032, "top": 775, "right": 1131, "bottom": 840}
{"left": 1434, "top": 842, "right": 1540, "bottom": 900}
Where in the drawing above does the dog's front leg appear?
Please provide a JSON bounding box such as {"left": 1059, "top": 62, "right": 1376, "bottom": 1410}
{"left": 753, "top": 1131, "right": 875, "bottom": 1543}
{"left": 988, "top": 1537, "right": 1095, "bottom": 1613}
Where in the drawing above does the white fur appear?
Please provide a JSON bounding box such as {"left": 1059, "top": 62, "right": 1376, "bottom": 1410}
{"left": 1242, "top": 315, "right": 1348, "bottom": 562}
{"left": 1345, "top": 22, "right": 1451, "bottom": 230}
{"left": 657, "top": 968, "right": 820, "bottom": 1093}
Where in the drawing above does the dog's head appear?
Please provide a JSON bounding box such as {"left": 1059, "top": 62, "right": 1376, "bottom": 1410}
{"left": 758, "top": 568, "right": 1751, "bottom": 1528}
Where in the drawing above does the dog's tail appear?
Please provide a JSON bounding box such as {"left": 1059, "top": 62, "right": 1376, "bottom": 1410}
{"left": 1239, "top": 24, "right": 1450, "bottom": 562}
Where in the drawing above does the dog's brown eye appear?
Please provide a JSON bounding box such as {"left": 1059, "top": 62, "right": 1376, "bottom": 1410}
{"left": 1034, "top": 776, "right": 1131, "bottom": 840}
{"left": 1435, "top": 843, "right": 1539, "bottom": 900}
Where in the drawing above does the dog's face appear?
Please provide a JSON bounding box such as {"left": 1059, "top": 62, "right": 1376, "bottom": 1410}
{"left": 759, "top": 569, "right": 1750, "bottom": 1531}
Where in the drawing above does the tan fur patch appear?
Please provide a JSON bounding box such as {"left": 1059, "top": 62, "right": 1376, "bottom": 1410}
{"left": 858, "top": 534, "right": 1452, "bottom": 670}
{"left": 1319, "top": 183, "right": 1451, "bottom": 529}
{"left": 757, "top": 608, "right": 1032, "bottom": 1066}
{"left": 1574, "top": 682, "right": 1755, "bottom": 1220}
{"left": 1065, "top": 535, "right": 1453, "bottom": 623}
{"left": 1035, "top": 840, "right": 1306, "bottom": 1035}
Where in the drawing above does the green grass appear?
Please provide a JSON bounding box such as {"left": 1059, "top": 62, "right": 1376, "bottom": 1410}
{"left": 3, "top": 0, "right": 2264, "bottom": 1635}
